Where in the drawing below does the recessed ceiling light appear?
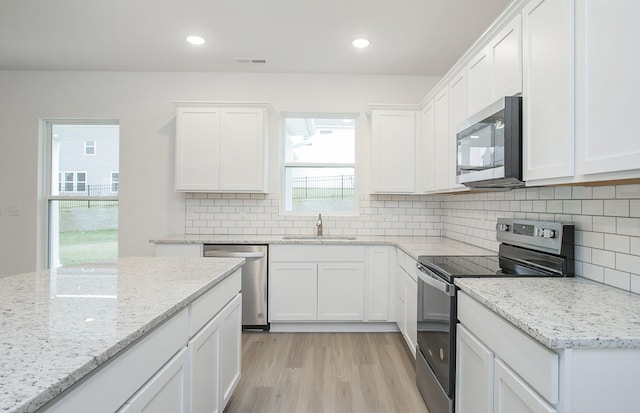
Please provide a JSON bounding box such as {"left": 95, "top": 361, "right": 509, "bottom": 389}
{"left": 186, "top": 36, "right": 205, "bottom": 46}
{"left": 352, "top": 38, "right": 370, "bottom": 48}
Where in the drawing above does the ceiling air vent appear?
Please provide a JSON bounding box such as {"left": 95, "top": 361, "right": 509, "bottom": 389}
{"left": 233, "top": 58, "right": 267, "bottom": 64}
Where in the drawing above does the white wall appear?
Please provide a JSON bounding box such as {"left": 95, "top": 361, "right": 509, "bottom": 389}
{"left": 0, "top": 70, "right": 438, "bottom": 275}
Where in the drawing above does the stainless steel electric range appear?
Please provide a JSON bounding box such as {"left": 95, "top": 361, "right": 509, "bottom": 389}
{"left": 415, "top": 218, "right": 574, "bottom": 413}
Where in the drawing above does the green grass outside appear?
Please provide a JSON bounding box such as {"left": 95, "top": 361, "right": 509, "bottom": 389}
{"left": 59, "top": 229, "right": 118, "bottom": 266}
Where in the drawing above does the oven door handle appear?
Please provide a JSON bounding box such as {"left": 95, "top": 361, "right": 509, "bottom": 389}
{"left": 416, "top": 263, "right": 455, "bottom": 296}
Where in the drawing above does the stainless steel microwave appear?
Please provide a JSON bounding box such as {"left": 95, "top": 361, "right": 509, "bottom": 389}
{"left": 456, "top": 96, "right": 523, "bottom": 188}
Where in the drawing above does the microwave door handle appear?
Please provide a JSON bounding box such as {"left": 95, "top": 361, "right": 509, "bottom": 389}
{"left": 416, "top": 263, "right": 455, "bottom": 296}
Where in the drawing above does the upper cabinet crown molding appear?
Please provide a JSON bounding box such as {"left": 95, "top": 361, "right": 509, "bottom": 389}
{"left": 172, "top": 101, "right": 275, "bottom": 114}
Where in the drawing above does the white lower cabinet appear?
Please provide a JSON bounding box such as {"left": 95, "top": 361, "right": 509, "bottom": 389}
{"left": 189, "top": 293, "right": 242, "bottom": 413}
{"left": 43, "top": 271, "right": 242, "bottom": 413}
{"left": 219, "top": 294, "right": 242, "bottom": 409}
{"left": 493, "top": 358, "right": 556, "bottom": 413}
{"left": 396, "top": 251, "right": 417, "bottom": 356}
{"left": 118, "top": 349, "right": 189, "bottom": 413}
{"left": 317, "top": 262, "right": 366, "bottom": 320}
{"left": 269, "top": 245, "right": 391, "bottom": 324}
{"left": 457, "top": 291, "right": 558, "bottom": 413}
{"left": 456, "top": 325, "right": 493, "bottom": 413}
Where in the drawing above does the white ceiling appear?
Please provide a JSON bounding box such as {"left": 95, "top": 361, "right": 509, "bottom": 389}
{"left": 0, "top": 0, "right": 512, "bottom": 76}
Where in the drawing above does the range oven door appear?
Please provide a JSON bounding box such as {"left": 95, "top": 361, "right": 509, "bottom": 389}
{"left": 416, "top": 263, "right": 456, "bottom": 413}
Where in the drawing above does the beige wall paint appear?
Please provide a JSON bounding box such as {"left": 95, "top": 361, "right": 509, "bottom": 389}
{"left": 0, "top": 70, "right": 438, "bottom": 275}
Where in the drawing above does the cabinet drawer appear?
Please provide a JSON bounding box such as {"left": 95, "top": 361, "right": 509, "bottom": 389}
{"left": 270, "top": 245, "right": 365, "bottom": 262}
{"left": 190, "top": 269, "right": 241, "bottom": 337}
{"left": 458, "top": 292, "right": 558, "bottom": 404}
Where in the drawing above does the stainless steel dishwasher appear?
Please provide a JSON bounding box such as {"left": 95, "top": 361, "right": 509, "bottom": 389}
{"left": 203, "top": 244, "right": 269, "bottom": 331}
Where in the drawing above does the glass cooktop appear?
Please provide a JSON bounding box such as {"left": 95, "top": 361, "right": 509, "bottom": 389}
{"left": 418, "top": 255, "right": 501, "bottom": 282}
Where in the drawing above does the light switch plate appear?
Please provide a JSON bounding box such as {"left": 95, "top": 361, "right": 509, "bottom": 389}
{"left": 0, "top": 203, "right": 3, "bottom": 216}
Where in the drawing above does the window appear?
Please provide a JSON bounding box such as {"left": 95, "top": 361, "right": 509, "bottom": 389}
{"left": 84, "top": 140, "right": 96, "bottom": 155}
{"left": 46, "top": 122, "right": 119, "bottom": 268}
{"left": 282, "top": 115, "right": 357, "bottom": 214}
{"left": 111, "top": 172, "right": 119, "bottom": 192}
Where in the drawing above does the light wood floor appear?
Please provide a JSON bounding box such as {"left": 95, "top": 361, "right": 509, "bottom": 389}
{"left": 224, "top": 332, "right": 429, "bottom": 413}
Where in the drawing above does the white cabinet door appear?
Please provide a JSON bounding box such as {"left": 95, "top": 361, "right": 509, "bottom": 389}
{"left": 317, "top": 262, "right": 365, "bottom": 321}
{"left": 175, "top": 107, "right": 221, "bottom": 191}
{"left": 421, "top": 101, "right": 437, "bottom": 193}
{"left": 118, "top": 348, "right": 189, "bottom": 413}
{"left": 396, "top": 265, "right": 406, "bottom": 336}
{"left": 404, "top": 271, "right": 418, "bottom": 357}
{"left": 434, "top": 88, "right": 451, "bottom": 191}
{"left": 219, "top": 108, "right": 267, "bottom": 191}
{"left": 367, "top": 246, "right": 390, "bottom": 321}
{"left": 491, "top": 15, "right": 523, "bottom": 98}
{"left": 467, "top": 47, "right": 493, "bottom": 116}
{"left": 494, "top": 358, "right": 556, "bottom": 413}
{"left": 522, "top": 0, "right": 574, "bottom": 182}
{"left": 575, "top": 1, "right": 640, "bottom": 176}
{"left": 448, "top": 71, "right": 468, "bottom": 191}
{"left": 219, "top": 294, "right": 242, "bottom": 411}
{"left": 456, "top": 325, "right": 493, "bottom": 413}
{"left": 189, "top": 309, "right": 221, "bottom": 413}
{"left": 269, "top": 262, "right": 317, "bottom": 321}
{"left": 371, "top": 110, "right": 417, "bottom": 193}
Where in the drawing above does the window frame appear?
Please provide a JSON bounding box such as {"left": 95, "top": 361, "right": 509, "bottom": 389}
{"left": 84, "top": 140, "right": 96, "bottom": 156}
{"left": 38, "top": 119, "right": 119, "bottom": 270}
{"left": 279, "top": 112, "right": 359, "bottom": 217}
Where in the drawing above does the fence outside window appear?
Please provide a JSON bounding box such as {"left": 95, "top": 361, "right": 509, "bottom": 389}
{"left": 292, "top": 174, "right": 355, "bottom": 200}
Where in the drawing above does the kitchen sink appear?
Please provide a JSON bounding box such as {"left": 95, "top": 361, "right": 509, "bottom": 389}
{"left": 281, "top": 235, "right": 357, "bottom": 240}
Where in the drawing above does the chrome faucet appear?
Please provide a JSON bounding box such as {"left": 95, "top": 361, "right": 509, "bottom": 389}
{"left": 316, "top": 213, "right": 323, "bottom": 236}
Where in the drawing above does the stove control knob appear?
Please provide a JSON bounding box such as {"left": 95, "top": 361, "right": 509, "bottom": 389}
{"left": 496, "top": 223, "right": 510, "bottom": 232}
{"left": 542, "top": 228, "right": 556, "bottom": 238}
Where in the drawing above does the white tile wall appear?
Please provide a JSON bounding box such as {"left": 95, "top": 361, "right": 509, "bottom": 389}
{"left": 440, "top": 184, "right": 640, "bottom": 293}
{"left": 185, "top": 183, "right": 640, "bottom": 293}
{"left": 185, "top": 193, "right": 444, "bottom": 238}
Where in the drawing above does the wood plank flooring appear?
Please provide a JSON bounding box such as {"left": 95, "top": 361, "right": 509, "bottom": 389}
{"left": 225, "top": 332, "right": 428, "bottom": 413}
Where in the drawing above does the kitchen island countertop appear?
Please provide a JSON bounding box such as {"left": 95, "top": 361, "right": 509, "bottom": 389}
{"left": 455, "top": 276, "right": 640, "bottom": 349}
{"left": 0, "top": 256, "right": 244, "bottom": 413}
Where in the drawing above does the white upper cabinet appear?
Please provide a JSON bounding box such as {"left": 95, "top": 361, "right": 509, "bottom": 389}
{"left": 421, "top": 101, "right": 436, "bottom": 193}
{"left": 575, "top": 1, "right": 640, "bottom": 177}
{"left": 434, "top": 88, "right": 451, "bottom": 191}
{"left": 522, "top": 0, "right": 574, "bottom": 183}
{"left": 370, "top": 108, "right": 418, "bottom": 193}
{"left": 448, "top": 70, "right": 469, "bottom": 191}
{"left": 491, "top": 15, "right": 523, "bottom": 99}
{"left": 174, "top": 102, "right": 271, "bottom": 192}
{"left": 467, "top": 14, "right": 523, "bottom": 117}
{"left": 467, "top": 48, "right": 493, "bottom": 116}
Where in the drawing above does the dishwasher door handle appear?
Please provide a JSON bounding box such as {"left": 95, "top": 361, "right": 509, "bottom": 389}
{"left": 204, "top": 251, "right": 265, "bottom": 259}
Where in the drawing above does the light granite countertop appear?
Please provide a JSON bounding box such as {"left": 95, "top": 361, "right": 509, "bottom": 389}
{"left": 150, "top": 234, "right": 495, "bottom": 260}
{"left": 0, "top": 256, "right": 244, "bottom": 413}
{"left": 455, "top": 277, "right": 640, "bottom": 350}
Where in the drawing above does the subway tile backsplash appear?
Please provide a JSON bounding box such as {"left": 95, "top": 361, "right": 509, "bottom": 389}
{"left": 440, "top": 184, "right": 640, "bottom": 294}
{"left": 185, "top": 183, "right": 640, "bottom": 293}
{"left": 184, "top": 193, "right": 444, "bottom": 238}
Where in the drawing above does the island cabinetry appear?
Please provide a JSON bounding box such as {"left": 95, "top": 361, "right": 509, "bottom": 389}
{"left": 174, "top": 102, "right": 271, "bottom": 192}
{"left": 269, "top": 245, "right": 393, "bottom": 326}
{"left": 43, "top": 270, "right": 242, "bottom": 413}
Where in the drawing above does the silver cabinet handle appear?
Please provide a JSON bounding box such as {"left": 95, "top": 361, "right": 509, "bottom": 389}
{"left": 204, "top": 251, "right": 265, "bottom": 258}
